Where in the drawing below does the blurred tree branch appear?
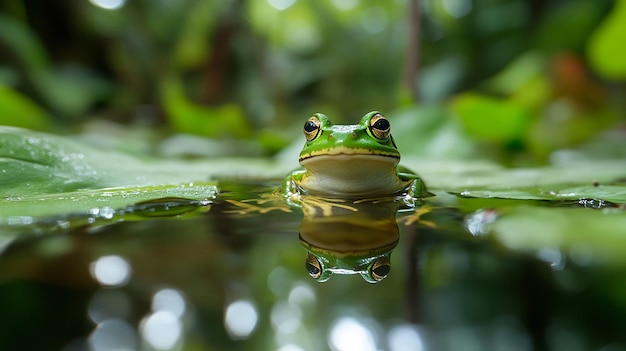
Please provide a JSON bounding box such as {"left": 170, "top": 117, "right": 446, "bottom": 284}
{"left": 404, "top": 0, "right": 420, "bottom": 103}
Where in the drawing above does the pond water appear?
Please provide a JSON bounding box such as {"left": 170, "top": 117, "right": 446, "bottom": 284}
{"left": 0, "top": 180, "right": 625, "bottom": 351}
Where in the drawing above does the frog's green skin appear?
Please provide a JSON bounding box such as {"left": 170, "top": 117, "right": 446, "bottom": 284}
{"left": 298, "top": 198, "right": 400, "bottom": 283}
{"left": 284, "top": 111, "right": 426, "bottom": 198}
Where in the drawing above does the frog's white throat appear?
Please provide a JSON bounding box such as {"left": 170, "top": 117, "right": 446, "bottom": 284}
{"left": 298, "top": 154, "right": 405, "bottom": 197}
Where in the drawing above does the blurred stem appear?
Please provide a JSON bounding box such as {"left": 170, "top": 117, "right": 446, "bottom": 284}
{"left": 201, "top": 0, "right": 241, "bottom": 104}
{"left": 404, "top": 0, "right": 421, "bottom": 103}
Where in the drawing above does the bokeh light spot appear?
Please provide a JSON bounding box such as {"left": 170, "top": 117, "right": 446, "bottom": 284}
{"left": 88, "top": 0, "right": 126, "bottom": 10}
{"left": 388, "top": 324, "right": 424, "bottom": 351}
{"left": 152, "top": 288, "right": 186, "bottom": 318}
{"left": 224, "top": 300, "right": 258, "bottom": 339}
{"left": 90, "top": 255, "right": 132, "bottom": 287}
{"left": 328, "top": 317, "right": 377, "bottom": 351}
{"left": 89, "top": 319, "right": 137, "bottom": 351}
{"left": 140, "top": 310, "right": 182, "bottom": 350}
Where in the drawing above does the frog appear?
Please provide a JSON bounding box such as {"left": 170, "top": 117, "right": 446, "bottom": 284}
{"left": 283, "top": 111, "right": 426, "bottom": 199}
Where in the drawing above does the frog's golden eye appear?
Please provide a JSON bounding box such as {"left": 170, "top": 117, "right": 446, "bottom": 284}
{"left": 304, "top": 116, "right": 321, "bottom": 142}
{"left": 369, "top": 113, "right": 391, "bottom": 140}
{"left": 370, "top": 256, "right": 391, "bottom": 281}
{"left": 305, "top": 253, "right": 322, "bottom": 279}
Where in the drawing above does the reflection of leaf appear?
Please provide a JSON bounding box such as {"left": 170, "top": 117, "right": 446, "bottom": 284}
{"left": 587, "top": 0, "right": 626, "bottom": 79}
{"left": 491, "top": 207, "right": 626, "bottom": 264}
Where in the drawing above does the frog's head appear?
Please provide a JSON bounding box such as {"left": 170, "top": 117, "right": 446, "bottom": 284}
{"left": 299, "top": 111, "right": 400, "bottom": 162}
{"left": 297, "top": 111, "right": 402, "bottom": 196}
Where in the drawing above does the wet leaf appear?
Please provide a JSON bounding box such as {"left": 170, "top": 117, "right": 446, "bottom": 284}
{"left": 0, "top": 127, "right": 219, "bottom": 228}
{"left": 460, "top": 184, "right": 626, "bottom": 204}
{"left": 404, "top": 157, "right": 626, "bottom": 204}
{"left": 0, "top": 185, "right": 215, "bottom": 225}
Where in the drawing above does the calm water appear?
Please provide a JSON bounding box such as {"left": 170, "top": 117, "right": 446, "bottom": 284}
{"left": 0, "top": 181, "right": 625, "bottom": 351}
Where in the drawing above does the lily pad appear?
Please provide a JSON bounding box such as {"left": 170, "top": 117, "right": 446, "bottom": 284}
{"left": 459, "top": 185, "right": 626, "bottom": 204}
{"left": 404, "top": 158, "right": 626, "bottom": 204}
{"left": 0, "top": 127, "right": 219, "bottom": 231}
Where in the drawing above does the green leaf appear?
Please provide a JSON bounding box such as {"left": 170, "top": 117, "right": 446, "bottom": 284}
{"left": 460, "top": 185, "right": 626, "bottom": 204}
{"left": 0, "top": 83, "right": 50, "bottom": 130}
{"left": 172, "top": 1, "right": 219, "bottom": 69}
{"left": 0, "top": 127, "right": 219, "bottom": 232}
{"left": 483, "top": 52, "right": 546, "bottom": 95}
{"left": 0, "top": 14, "right": 50, "bottom": 70}
{"left": 0, "top": 185, "right": 215, "bottom": 225}
{"left": 32, "top": 65, "right": 114, "bottom": 119}
{"left": 587, "top": 0, "right": 626, "bottom": 79}
{"left": 452, "top": 93, "right": 530, "bottom": 143}
{"left": 403, "top": 157, "right": 626, "bottom": 203}
{"left": 161, "top": 77, "right": 251, "bottom": 138}
{"left": 391, "top": 105, "right": 476, "bottom": 159}
{"left": 535, "top": 0, "right": 606, "bottom": 52}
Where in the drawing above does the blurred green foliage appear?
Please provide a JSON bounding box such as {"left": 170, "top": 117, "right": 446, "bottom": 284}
{"left": 0, "top": 0, "right": 623, "bottom": 163}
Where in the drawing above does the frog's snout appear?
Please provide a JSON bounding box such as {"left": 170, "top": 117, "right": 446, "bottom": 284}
{"left": 327, "top": 132, "right": 358, "bottom": 142}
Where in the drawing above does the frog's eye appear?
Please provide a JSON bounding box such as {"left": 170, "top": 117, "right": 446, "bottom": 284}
{"left": 305, "top": 253, "right": 322, "bottom": 279}
{"left": 369, "top": 113, "right": 391, "bottom": 140}
{"left": 369, "top": 256, "right": 391, "bottom": 281}
{"left": 304, "top": 116, "right": 321, "bottom": 142}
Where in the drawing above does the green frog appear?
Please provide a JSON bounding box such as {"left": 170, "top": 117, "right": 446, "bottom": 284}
{"left": 283, "top": 111, "right": 426, "bottom": 198}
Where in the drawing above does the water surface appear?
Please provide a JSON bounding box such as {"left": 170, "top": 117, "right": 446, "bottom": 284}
{"left": 0, "top": 180, "right": 625, "bottom": 351}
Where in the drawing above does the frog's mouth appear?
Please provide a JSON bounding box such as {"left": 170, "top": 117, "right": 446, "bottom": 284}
{"left": 299, "top": 146, "right": 400, "bottom": 173}
{"left": 299, "top": 146, "right": 399, "bottom": 163}
{"left": 298, "top": 150, "right": 404, "bottom": 196}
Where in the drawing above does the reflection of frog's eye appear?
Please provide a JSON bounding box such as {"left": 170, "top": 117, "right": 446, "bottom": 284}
{"left": 305, "top": 253, "right": 322, "bottom": 279}
{"left": 369, "top": 113, "right": 391, "bottom": 140}
{"left": 370, "top": 256, "right": 391, "bottom": 281}
{"left": 304, "top": 116, "right": 321, "bottom": 142}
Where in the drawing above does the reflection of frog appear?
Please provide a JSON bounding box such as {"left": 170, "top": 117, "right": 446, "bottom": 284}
{"left": 298, "top": 197, "right": 402, "bottom": 283}
{"left": 283, "top": 111, "right": 426, "bottom": 198}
